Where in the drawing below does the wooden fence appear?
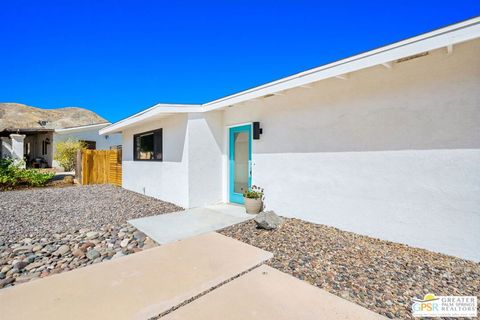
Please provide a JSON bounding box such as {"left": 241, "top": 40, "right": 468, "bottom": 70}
{"left": 78, "top": 149, "right": 122, "bottom": 186}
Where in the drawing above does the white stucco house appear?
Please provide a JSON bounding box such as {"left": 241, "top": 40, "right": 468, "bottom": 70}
{"left": 1, "top": 123, "right": 122, "bottom": 169}
{"left": 100, "top": 18, "right": 480, "bottom": 262}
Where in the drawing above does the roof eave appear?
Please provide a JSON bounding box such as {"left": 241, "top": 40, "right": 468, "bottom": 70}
{"left": 203, "top": 16, "right": 480, "bottom": 111}
{"left": 99, "top": 104, "right": 203, "bottom": 135}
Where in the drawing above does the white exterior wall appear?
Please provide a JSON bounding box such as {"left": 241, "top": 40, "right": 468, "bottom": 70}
{"left": 52, "top": 128, "right": 122, "bottom": 169}
{"left": 187, "top": 112, "right": 224, "bottom": 207}
{"left": 9, "top": 134, "right": 26, "bottom": 167}
{"left": 122, "top": 115, "right": 190, "bottom": 208}
{"left": 221, "top": 39, "right": 480, "bottom": 261}
{"left": 53, "top": 129, "right": 122, "bottom": 150}
{"left": 1, "top": 137, "right": 13, "bottom": 158}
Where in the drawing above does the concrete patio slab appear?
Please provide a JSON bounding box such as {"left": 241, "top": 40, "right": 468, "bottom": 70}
{"left": 0, "top": 233, "right": 272, "bottom": 320}
{"left": 129, "top": 203, "right": 252, "bottom": 244}
{"left": 163, "top": 265, "right": 387, "bottom": 320}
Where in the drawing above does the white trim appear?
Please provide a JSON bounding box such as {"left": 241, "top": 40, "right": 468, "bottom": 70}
{"left": 100, "top": 17, "right": 480, "bottom": 135}
{"left": 226, "top": 121, "right": 254, "bottom": 128}
{"left": 99, "top": 104, "right": 202, "bottom": 134}
{"left": 55, "top": 123, "right": 111, "bottom": 134}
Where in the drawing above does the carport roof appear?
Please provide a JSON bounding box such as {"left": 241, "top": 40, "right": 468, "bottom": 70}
{"left": 0, "top": 128, "right": 54, "bottom": 137}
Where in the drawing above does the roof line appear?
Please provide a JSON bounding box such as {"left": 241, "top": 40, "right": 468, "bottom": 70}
{"left": 203, "top": 16, "right": 480, "bottom": 109}
{"left": 101, "top": 103, "right": 201, "bottom": 134}
{"left": 55, "top": 122, "right": 111, "bottom": 130}
{"left": 100, "top": 16, "right": 480, "bottom": 135}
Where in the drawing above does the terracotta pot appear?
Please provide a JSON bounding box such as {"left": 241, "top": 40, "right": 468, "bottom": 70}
{"left": 244, "top": 197, "right": 263, "bottom": 214}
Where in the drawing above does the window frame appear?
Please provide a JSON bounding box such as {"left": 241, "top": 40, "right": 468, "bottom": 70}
{"left": 133, "top": 128, "right": 163, "bottom": 161}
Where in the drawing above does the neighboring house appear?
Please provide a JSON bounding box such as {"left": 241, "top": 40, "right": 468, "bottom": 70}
{"left": 0, "top": 123, "right": 122, "bottom": 169}
{"left": 100, "top": 18, "right": 480, "bottom": 261}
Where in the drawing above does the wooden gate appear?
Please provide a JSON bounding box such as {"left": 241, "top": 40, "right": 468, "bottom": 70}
{"left": 80, "top": 149, "right": 122, "bottom": 186}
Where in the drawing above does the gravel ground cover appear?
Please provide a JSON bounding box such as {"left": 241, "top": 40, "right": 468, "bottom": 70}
{"left": 219, "top": 218, "right": 480, "bottom": 319}
{"left": 0, "top": 185, "right": 182, "bottom": 289}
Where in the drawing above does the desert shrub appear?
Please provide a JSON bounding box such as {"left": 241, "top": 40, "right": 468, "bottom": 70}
{"left": 0, "top": 158, "right": 19, "bottom": 187}
{"left": 54, "top": 140, "right": 86, "bottom": 171}
{"left": 0, "top": 158, "right": 54, "bottom": 189}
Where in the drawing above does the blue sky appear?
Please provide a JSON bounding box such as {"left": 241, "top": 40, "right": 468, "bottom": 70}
{"left": 1, "top": 1, "right": 478, "bottom": 122}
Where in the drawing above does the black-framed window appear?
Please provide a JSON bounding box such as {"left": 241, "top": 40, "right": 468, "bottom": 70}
{"left": 80, "top": 140, "right": 96, "bottom": 150}
{"left": 133, "top": 129, "right": 162, "bottom": 161}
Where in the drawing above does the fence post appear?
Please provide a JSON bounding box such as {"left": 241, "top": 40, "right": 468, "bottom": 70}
{"left": 76, "top": 149, "right": 82, "bottom": 184}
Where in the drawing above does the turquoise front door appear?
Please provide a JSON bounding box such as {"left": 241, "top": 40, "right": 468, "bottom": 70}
{"left": 229, "top": 124, "right": 252, "bottom": 204}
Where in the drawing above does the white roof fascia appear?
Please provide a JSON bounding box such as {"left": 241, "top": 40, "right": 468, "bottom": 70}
{"left": 99, "top": 104, "right": 202, "bottom": 135}
{"left": 203, "top": 17, "right": 480, "bottom": 111}
{"left": 100, "top": 17, "right": 480, "bottom": 135}
{"left": 55, "top": 122, "right": 111, "bottom": 134}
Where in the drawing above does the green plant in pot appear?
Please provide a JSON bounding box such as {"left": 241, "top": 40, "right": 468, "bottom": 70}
{"left": 243, "top": 185, "right": 264, "bottom": 214}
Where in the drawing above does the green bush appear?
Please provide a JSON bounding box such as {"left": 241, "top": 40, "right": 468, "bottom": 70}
{"left": 54, "top": 140, "right": 86, "bottom": 171}
{"left": 0, "top": 158, "right": 55, "bottom": 190}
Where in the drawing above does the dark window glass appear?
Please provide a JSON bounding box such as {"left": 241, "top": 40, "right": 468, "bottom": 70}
{"left": 134, "top": 129, "right": 162, "bottom": 161}
{"left": 80, "top": 140, "right": 96, "bottom": 150}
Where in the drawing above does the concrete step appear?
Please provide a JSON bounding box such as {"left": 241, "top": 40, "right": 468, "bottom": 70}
{"left": 129, "top": 204, "right": 253, "bottom": 244}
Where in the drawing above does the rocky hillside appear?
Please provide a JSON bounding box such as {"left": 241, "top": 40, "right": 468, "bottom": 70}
{"left": 0, "top": 103, "right": 108, "bottom": 131}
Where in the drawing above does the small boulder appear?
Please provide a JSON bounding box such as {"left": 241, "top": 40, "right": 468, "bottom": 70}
{"left": 133, "top": 231, "right": 146, "bottom": 242}
{"left": 86, "top": 231, "right": 99, "bottom": 240}
{"left": 120, "top": 238, "right": 130, "bottom": 248}
{"left": 142, "top": 238, "right": 157, "bottom": 250}
{"left": 72, "top": 249, "right": 85, "bottom": 258}
{"left": 254, "top": 211, "right": 283, "bottom": 230}
{"left": 0, "top": 277, "right": 14, "bottom": 288}
{"left": 79, "top": 242, "right": 95, "bottom": 252}
{"left": 13, "top": 261, "right": 29, "bottom": 270}
{"left": 43, "top": 244, "right": 57, "bottom": 253}
{"left": 53, "top": 245, "right": 70, "bottom": 257}
{"left": 86, "top": 249, "right": 100, "bottom": 260}
{"left": 32, "top": 244, "right": 44, "bottom": 252}
{"left": 25, "top": 261, "right": 44, "bottom": 272}
{"left": 111, "top": 252, "right": 125, "bottom": 260}
{"left": 1, "top": 265, "right": 12, "bottom": 273}
{"left": 13, "top": 245, "right": 33, "bottom": 255}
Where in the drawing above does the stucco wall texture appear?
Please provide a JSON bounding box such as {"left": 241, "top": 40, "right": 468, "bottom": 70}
{"left": 121, "top": 39, "right": 480, "bottom": 261}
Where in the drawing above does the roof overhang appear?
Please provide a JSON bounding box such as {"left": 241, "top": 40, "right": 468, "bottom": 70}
{"left": 203, "top": 16, "right": 480, "bottom": 111}
{"left": 101, "top": 16, "right": 480, "bottom": 135}
{"left": 100, "top": 104, "right": 202, "bottom": 134}
{"left": 0, "top": 128, "right": 55, "bottom": 137}
{"left": 55, "top": 122, "right": 111, "bottom": 134}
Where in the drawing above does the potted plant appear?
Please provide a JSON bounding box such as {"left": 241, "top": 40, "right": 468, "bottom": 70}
{"left": 243, "top": 185, "right": 264, "bottom": 214}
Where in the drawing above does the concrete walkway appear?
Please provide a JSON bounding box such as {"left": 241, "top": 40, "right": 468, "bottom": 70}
{"left": 129, "top": 204, "right": 252, "bottom": 244}
{"left": 0, "top": 233, "right": 272, "bottom": 320}
{"left": 163, "top": 265, "right": 386, "bottom": 320}
{"left": 0, "top": 231, "right": 387, "bottom": 320}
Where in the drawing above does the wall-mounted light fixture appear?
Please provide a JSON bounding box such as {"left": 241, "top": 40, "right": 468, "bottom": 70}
{"left": 253, "top": 122, "right": 263, "bottom": 140}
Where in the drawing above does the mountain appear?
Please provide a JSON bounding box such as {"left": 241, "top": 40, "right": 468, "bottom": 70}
{"left": 0, "top": 103, "right": 108, "bottom": 131}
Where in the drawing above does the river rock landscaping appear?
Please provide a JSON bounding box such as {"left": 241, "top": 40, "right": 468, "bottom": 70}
{"left": 0, "top": 185, "right": 182, "bottom": 289}
{"left": 219, "top": 218, "right": 480, "bottom": 319}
